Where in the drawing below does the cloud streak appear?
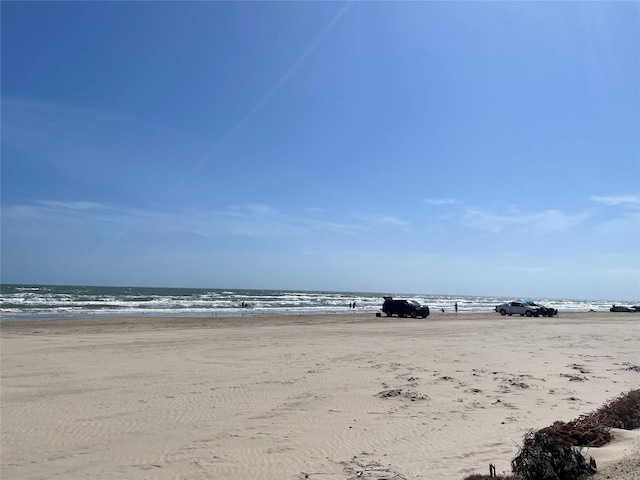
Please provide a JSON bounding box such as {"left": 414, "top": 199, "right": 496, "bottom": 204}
{"left": 423, "top": 198, "right": 461, "bottom": 206}
{"left": 590, "top": 194, "right": 640, "bottom": 207}
{"left": 36, "top": 200, "right": 107, "bottom": 211}
{"left": 2, "top": 200, "right": 398, "bottom": 242}
{"left": 7, "top": 199, "right": 596, "bottom": 240}
{"left": 461, "top": 207, "right": 587, "bottom": 233}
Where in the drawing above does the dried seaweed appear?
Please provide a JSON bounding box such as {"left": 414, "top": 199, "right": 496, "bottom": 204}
{"left": 463, "top": 472, "right": 521, "bottom": 479}
{"left": 533, "top": 389, "right": 640, "bottom": 448}
{"left": 461, "top": 390, "right": 640, "bottom": 480}
{"left": 511, "top": 430, "right": 596, "bottom": 480}
{"left": 507, "top": 389, "right": 640, "bottom": 480}
{"left": 376, "top": 388, "right": 429, "bottom": 401}
{"left": 585, "top": 389, "right": 640, "bottom": 430}
{"left": 536, "top": 418, "right": 611, "bottom": 448}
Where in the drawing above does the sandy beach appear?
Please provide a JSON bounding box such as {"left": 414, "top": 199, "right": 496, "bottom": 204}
{"left": 2, "top": 311, "right": 639, "bottom": 480}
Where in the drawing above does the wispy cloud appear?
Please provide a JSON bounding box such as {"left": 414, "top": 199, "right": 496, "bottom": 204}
{"left": 2, "top": 200, "right": 396, "bottom": 241}
{"left": 219, "top": 203, "right": 370, "bottom": 238}
{"left": 591, "top": 212, "right": 640, "bottom": 236}
{"left": 356, "top": 214, "right": 410, "bottom": 229}
{"left": 462, "top": 207, "right": 587, "bottom": 233}
{"left": 36, "top": 200, "right": 107, "bottom": 211}
{"left": 590, "top": 194, "right": 640, "bottom": 208}
{"left": 423, "top": 198, "right": 461, "bottom": 206}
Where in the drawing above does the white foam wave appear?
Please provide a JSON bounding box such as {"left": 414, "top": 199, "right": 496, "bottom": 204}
{"left": 1, "top": 286, "right": 636, "bottom": 321}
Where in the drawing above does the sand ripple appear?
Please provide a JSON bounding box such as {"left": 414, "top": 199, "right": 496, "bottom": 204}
{"left": 2, "top": 312, "right": 639, "bottom": 479}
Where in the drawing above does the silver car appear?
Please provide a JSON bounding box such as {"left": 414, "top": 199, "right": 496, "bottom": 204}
{"left": 495, "top": 301, "right": 543, "bottom": 317}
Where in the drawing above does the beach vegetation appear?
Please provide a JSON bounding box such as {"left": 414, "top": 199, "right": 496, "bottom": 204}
{"left": 511, "top": 429, "right": 596, "bottom": 480}
{"left": 509, "top": 389, "right": 639, "bottom": 480}
{"left": 463, "top": 475, "right": 521, "bottom": 480}
{"left": 534, "top": 388, "right": 640, "bottom": 448}
{"left": 587, "top": 388, "right": 640, "bottom": 430}
{"left": 465, "top": 390, "right": 640, "bottom": 480}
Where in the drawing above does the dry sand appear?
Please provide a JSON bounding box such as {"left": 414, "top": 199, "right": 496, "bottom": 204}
{"left": 1, "top": 311, "right": 639, "bottom": 480}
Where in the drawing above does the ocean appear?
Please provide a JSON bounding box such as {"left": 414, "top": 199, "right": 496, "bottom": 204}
{"left": 0, "top": 284, "right": 634, "bottom": 321}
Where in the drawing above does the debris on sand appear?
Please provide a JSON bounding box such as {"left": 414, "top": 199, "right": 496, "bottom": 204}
{"left": 376, "top": 388, "right": 429, "bottom": 401}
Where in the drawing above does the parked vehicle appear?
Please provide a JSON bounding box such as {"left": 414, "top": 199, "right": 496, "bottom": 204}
{"left": 524, "top": 300, "right": 558, "bottom": 317}
{"left": 382, "top": 297, "right": 430, "bottom": 318}
{"left": 610, "top": 305, "right": 635, "bottom": 312}
{"left": 495, "top": 301, "right": 543, "bottom": 317}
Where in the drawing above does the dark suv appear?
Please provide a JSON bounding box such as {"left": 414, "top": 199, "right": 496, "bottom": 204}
{"left": 382, "top": 297, "right": 430, "bottom": 318}
{"left": 524, "top": 301, "right": 558, "bottom": 317}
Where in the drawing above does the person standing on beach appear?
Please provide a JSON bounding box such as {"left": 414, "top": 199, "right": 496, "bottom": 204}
{"left": 454, "top": 302, "right": 458, "bottom": 313}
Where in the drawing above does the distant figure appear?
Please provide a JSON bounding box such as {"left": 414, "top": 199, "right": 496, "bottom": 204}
{"left": 353, "top": 301, "right": 356, "bottom": 309}
{"left": 454, "top": 302, "right": 458, "bottom": 313}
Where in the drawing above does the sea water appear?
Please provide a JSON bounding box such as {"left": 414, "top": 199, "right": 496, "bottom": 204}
{"left": 1, "top": 284, "right": 635, "bottom": 321}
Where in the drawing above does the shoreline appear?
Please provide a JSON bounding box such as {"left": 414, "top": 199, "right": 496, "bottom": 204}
{"left": 2, "top": 310, "right": 635, "bottom": 332}
{"left": 2, "top": 311, "right": 639, "bottom": 479}
{"left": 4, "top": 284, "right": 636, "bottom": 323}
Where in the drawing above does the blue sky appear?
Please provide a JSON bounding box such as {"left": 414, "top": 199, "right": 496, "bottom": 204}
{"left": 2, "top": 1, "right": 639, "bottom": 300}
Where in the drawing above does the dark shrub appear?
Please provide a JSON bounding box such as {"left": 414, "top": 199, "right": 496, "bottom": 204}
{"left": 511, "top": 430, "right": 596, "bottom": 480}
{"left": 463, "top": 391, "right": 639, "bottom": 480}
{"left": 537, "top": 418, "right": 611, "bottom": 447}
{"left": 534, "top": 389, "right": 640, "bottom": 448}
{"left": 590, "top": 389, "right": 640, "bottom": 430}
{"left": 463, "top": 475, "right": 521, "bottom": 480}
